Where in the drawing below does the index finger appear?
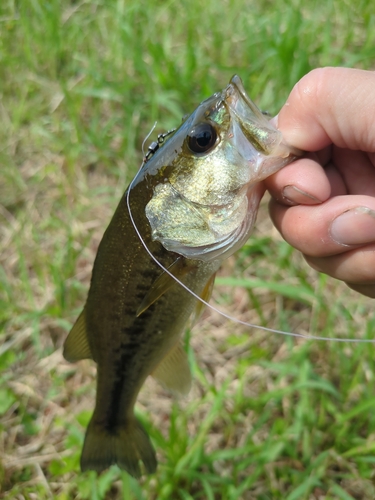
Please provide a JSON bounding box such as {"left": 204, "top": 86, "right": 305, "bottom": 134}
{"left": 277, "top": 67, "right": 375, "bottom": 152}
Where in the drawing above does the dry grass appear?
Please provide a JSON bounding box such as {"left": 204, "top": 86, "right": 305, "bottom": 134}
{"left": 2, "top": 0, "right": 375, "bottom": 498}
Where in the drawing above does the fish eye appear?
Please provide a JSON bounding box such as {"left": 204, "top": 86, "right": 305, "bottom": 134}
{"left": 187, "top": 123, "right": 217, "bottom": 154}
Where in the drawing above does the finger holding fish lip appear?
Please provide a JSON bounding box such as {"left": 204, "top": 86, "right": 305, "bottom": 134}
{"left": 265, "top": 67, "right": 375, "bottom": 296}
{"left": 265, "top": 156, "right": 331, "bottom": 206}
{"left": 273, "top": 67, "right": 375, "bottom": 152}
{"left": 266, "top": 67, "right": 375, "bottom": 209}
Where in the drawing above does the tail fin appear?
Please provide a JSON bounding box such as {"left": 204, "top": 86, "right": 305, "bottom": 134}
{"left": 80, "top": 417, "right": 157, "bottom": 478}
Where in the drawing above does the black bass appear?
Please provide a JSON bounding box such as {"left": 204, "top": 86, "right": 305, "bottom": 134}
{"left": 63, "top": 76, "right": 301, "bottom": 477}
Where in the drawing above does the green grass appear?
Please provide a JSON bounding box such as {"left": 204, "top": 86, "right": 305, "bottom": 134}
{"left": 2, "top": 0, "right": 375, "bottom": 498}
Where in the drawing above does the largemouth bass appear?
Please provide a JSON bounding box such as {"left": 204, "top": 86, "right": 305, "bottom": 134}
{"left": 63, "top": 75, "right": 301, "bottom": 477}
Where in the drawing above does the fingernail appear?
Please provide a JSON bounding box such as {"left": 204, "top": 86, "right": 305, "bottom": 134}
{"left": 330, "top": 207, "right": 375, "bottom": 245}
{"left": 270, "top": 114, "right": 279, "bottom": 128}
{"left": 282, "top": 185, "right": 322, "bottom": 205}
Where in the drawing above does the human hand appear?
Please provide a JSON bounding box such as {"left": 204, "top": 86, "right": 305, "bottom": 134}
{"left": 265, "top": 67, "right": 375, "bottom": 297}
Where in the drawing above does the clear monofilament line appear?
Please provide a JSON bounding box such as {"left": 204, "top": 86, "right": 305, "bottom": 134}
{"left": 126, "top": 171, "right": 375, "bottom": 344}
{"left": 142, "top": 122, "right": 158, "bottom": 157}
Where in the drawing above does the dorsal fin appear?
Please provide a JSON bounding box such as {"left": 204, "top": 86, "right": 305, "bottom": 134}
{"left": 191, "top": 272, "right": 216, "bottom": 325}
{"left": 63, "top": 309, "right": 93, "bottom": 362}
{"left": 151, "top": 342, "right": 191, "bottom": 396}
{"left": 136, "top": 257, "right": 197, "bottom": 317}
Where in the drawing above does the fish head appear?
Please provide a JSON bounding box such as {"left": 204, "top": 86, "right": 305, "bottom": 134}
{"left": 138, "top": 76, "right": 302, "bottom": 262}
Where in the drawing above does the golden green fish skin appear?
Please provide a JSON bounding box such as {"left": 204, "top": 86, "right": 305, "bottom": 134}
{"left": 63, "top": 75, "right": 302, "bottom": 478}
{"left": 72, "top": 180, "right": 218, "bottom": 477}
{"left": 145, "top": 75, "right": 301, "bottom": 261}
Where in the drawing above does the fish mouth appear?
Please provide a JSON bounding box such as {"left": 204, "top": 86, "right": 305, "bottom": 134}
{"left": 223, "top": 75, "right": 302, "bottom": 179}
{"left": 225, "top": 75, "right": 269, "bottom": 130}
{"left": 143, "top": 75, "right": 303, "bottom": 263}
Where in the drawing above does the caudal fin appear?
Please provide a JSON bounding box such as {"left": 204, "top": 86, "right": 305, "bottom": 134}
{"left": 80, "top": 417, "right": 157, "bottom": 478}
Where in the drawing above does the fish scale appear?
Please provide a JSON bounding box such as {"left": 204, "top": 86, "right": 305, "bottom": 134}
{"left": 63, "top": 75, "right": 302, "bottom": 477}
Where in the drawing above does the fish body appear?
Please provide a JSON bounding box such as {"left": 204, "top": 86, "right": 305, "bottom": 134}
{"left": 63, "top": 76, "right": 301, "bottom": 477}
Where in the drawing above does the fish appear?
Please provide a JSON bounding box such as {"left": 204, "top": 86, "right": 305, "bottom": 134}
{"left": 63, "top": 75, "right": 302, "bottom": 477}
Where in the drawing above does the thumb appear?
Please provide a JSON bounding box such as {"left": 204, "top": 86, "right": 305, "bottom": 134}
{"left": 276, "top": 67, "right": 375, "bottom": 153}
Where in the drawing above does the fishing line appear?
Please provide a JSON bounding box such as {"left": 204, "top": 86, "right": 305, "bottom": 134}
{"left": 126, "top": 152, "right": 375, "bottom": 344}
{"left": 141, "top": 122, "right": 158, "bottom": 157}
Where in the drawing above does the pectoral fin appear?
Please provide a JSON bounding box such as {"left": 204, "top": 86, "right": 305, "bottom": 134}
{"left": 151, "top": 342, "right": 191, "bottom": 396}
{"left": 136, "top": 257, "right": 197, "bottom": 317}
{"left": 63, "top": 310, "right": 93, "bottom": 362}
{"left": 191, "top": 272, "right": 216, "bottom": 325}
